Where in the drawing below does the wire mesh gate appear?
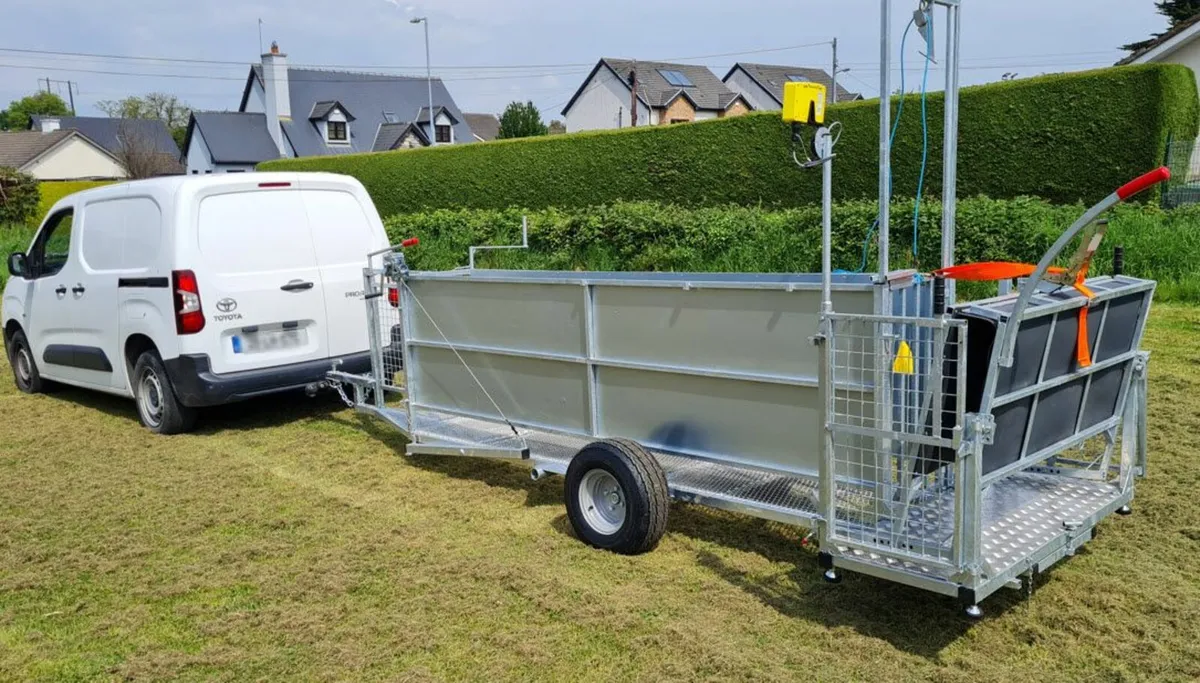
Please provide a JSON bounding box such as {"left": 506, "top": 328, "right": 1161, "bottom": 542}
{"left": 822, "top": 313, "right": 968, "bottom": 567}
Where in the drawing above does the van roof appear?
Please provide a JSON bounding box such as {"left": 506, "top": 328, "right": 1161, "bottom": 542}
{"left": 43, "top": 172, "right": 366, "bottom": 215}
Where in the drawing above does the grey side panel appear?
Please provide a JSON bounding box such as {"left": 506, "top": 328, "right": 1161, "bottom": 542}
{"left": 409, "top": 347, "right": 591, "bottom": 433}
{"left": 406, "top": 280, "right": 586, "bottom": 356}
{"left": 592, "top": 287, "right": 874, "bottom": 379}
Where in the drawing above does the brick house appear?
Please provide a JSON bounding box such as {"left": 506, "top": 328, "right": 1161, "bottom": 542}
{"left": 561, "top": 59, "right": 752, "bottom": 133}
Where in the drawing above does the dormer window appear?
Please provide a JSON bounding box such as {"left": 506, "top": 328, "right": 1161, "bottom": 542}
{"left": 435, "top": 124, "right": 451, "bottom": 143}
{"left": 309, "top": 100, "right": 355, "bottom": 146}
{"left": 328, "top": 121, "right": 348, "bottom": 142}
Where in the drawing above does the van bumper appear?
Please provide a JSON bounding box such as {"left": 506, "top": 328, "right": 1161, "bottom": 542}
{"left": 163, "top": 351, "right": 373, "bottom": 408}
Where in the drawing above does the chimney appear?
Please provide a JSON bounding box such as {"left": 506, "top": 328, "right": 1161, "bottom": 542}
{"left": 40, "top": 118, "right": 61, "bottom": 132}
{"left": 261, "top": 41, "right": 291, "bottom": 156}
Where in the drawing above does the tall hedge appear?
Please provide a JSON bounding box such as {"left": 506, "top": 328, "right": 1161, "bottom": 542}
{"left": 382, "top": 199, "right": 1200, "bottom": 302}
{"left": 262, "top": 65, "right": 1198, "bottom": 214}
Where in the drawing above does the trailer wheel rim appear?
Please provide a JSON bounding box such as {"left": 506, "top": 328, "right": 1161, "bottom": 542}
{"left": 138, "top": 370, "right": 164, "bottom": 427}
{"left": 579, "top": 469, "right": 626, "bottom": 535}
{"left": 14, "top": 346, "right": 32, "bottom": 385}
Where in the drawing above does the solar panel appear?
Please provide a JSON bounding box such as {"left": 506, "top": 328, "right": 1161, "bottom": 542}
{"left": 658, "top": 69, "right": 694, "bottom": 87}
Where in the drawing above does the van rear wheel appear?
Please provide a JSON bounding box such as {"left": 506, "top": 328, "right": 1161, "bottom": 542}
{"left": 133, "top": 350, "right": 196, "bottom": 435}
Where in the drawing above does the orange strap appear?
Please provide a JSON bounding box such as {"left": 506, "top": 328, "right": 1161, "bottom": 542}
{"left": 934, "top": 262, "right": 1094, "bottom": 368}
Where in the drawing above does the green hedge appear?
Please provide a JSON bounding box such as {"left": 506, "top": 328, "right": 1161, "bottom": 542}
{"left": 33, "top": 180, "right": 113, "bottom": 226}
{"left": 383, "top": 199, "right": 1200, "bottom": 303}
{"left": 263, "top": 65, "right": 1198, "bottom": 214}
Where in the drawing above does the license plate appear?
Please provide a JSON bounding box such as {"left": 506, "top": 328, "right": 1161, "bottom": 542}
{"left": 234, "top": 329, "right": 305, "bottom": 354}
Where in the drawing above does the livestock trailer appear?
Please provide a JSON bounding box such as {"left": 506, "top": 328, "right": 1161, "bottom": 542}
{"left": 327, "top": 1, "right": 1163, "bottom": 616}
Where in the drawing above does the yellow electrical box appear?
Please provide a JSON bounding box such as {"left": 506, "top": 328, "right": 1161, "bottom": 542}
{"left": 782, "top": 82, "right": 827, "bottom": 126}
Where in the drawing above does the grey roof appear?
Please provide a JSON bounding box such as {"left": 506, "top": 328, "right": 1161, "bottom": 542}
{"left": 416, "top": 106, "right": 459, "bottom": 125}
{"left": 28, "top": 115, "right": 180, "bottom": 158}
{"left": 564, "top": 59, "right": 743, "bottom": 116}
{"left": 372, "top": 122, "right": 428, "bottom": 151}
{"left": 0, "top": 130, "right": 80, "bottom": 168}
{"left": 185, "top": 112, "right": 281, "bottom": 164}
{"left": 463, "top": 113, "right": 499, "bottom": 141}
{"left": 1118, "top": 12, "right": 1200, "bottom": 64}
{"left": 241, "top": 66, "right": 472, "bottom": 156}
{"left": 308, "top": 100, "right": 354, "bottom": 121}
{"left": 724, "top": 63, "right": 860, "bottom": 106}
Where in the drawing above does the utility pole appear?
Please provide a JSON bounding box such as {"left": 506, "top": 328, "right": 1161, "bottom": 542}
{"left": 628, "top": 63, "right": 638, "bottom": 127}
{"left": 831, "top": 38, "right": 839, "bottom": 105}
{"left": 411, "top": 17, "right": 435, "bottom": 145}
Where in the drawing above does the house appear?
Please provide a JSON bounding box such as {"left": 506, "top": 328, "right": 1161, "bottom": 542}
{"left": 722, "top": 63, "right": 860, "bottom": 112}
{"left": 0, "top": 130, "right": 126, "bottom": 180}
{"left": 182, "top": 43, "right": 472, "bottom": 174}
{"left": 561, "top": 59, "right": 752, "bottom": 132}
{"left": 28, "top": 115, "right": 184, "bottom": 175}
{"left": 1118, "top": 13, "right": 1200, "bottom": 100}
{"left": 463, "top": 112, "right": 500, "bottom": 141}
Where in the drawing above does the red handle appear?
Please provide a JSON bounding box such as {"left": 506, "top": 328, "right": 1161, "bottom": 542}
{"left": 401, "top": 237, "right": 419, "bottom": 248}
{"left": 1116, "top": 166, "right": 1170, "bottom": 201}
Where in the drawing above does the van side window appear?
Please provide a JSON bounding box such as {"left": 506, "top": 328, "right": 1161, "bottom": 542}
{"left": 28, "top": 209, "right": 74, "bottom": 278}
{"left": 81, "top": 197, "right": 162, "bottom": 272}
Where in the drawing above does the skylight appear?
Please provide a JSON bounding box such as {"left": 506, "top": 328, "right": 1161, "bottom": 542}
{"left": 658, "top": 69, "right": 694, "bottom": 87}
{"left": 786, "top": 74, "right": 810, "bottom": 82}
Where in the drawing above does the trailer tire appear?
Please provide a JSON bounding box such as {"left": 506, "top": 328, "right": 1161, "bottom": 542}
{"left": 565, "top": 438, "right": 668, "bottom": 555}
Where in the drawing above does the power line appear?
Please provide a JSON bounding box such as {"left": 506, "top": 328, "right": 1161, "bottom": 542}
{"left": 0, "top": 62, "right": 590, "bottom": 84}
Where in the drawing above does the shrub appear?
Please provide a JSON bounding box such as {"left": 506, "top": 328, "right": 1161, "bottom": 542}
{"left": 264, "top": 65, "right": 1198, "bottom": 215}
{"left": 382, "top": 198, "right": 1200, "bottom": 302}
{"left": 0, "top": 168, "right": 40, "bottom": 225}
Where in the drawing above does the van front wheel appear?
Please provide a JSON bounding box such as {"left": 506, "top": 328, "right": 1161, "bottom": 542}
{"left": 133, "top": 350, "right": 196, "bottom": 434}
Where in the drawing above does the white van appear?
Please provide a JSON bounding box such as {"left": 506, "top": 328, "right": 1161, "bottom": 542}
{"left": 2, "top": 173, "right": 389, "bottom": 433}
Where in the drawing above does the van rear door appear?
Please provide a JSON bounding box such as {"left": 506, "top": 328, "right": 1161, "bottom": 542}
{"left": 299, "top": 182, "right": 387, "bottom": 359}
{"left": 195, "top": 187, "right": 329, "bottom": 374}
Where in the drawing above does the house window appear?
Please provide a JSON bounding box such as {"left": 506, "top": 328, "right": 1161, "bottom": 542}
{"left": 669, "top": 118, "right": 689, "bottom": 124}
{"left": 328, "top": 120, "right": 348, "bottom": 142}
{"left": 658, "top": 69, "right": 694, "bottom": 87}
{"left": 435, "top": 124, "right": 451, "bottom": 143}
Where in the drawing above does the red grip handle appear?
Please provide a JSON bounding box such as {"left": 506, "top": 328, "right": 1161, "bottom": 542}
{"left": 401, "top": 237, "right": 419, "bottom": 248}
{"left": 1116, "top": 166, "right": 1170, "bottom": 201}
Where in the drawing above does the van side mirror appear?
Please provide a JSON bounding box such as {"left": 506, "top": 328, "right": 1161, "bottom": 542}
{"left": 7, "top": 252, "right": 27, "bottom": 278}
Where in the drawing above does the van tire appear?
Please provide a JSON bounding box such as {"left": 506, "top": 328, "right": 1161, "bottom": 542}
{"left": 8, "top": 329, "right": 47, "bottom": 394}
{"left": 565, "top": 439, "right": 669, "bottom": 555}
{"left": 132, "top": 350, "right": 197, "bottom": 434}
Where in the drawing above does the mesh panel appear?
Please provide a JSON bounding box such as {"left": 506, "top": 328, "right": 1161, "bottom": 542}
{"left": 825, "top": 314, "right": 966, "bottom": 565}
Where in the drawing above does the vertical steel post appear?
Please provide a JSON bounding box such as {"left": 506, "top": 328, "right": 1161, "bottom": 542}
{"left": 878, "top": 0, "right": 892, "bottom": 281}
{"left": 819, "top": 128, "right": 834, "bottom": 313}
{"left": 940, "top": 2, "right": 962, "bottom": 304}
{"left": 363, "top": 267, "right": 386, "bottom": 410}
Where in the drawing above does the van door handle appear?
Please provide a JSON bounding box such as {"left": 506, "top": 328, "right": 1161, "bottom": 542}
{"left": 55, "top": 285, "right": 67, "bottom": 296}
{"left": 281, "top": 280, "right": 314, "bottom": 292}
{"left": 72, "top": 283, "right": 86, "bottom": 295}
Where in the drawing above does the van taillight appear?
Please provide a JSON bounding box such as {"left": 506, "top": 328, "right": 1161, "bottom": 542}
{"left": 387, "top": 284, "right": 400, "bottom": 307}
{"left": 172, "top": 269, "right": 205, "bottom": 335}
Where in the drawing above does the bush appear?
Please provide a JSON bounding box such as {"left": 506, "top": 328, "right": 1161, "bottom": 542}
{"left": 264, "top": 65, "right": 1198, "bottom": 215}
{"left": 383, "top": 198, "right": 1200, "bottom": 302}
{"left": 33, "top": 180, "right": 113, "bottom": 227}
{"left": 0, "top": 168, "right": 40, "bottom": 225}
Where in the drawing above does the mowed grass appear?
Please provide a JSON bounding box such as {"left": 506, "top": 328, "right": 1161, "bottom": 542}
{"left": 1, "top": 308, "right": 1199, "bottom": 682}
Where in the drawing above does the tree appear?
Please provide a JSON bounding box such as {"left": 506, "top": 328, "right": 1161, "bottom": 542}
{"left": 113, "top": 120, "right": 180, "bottom": 179}
{"left": 0, "top": 92, "right": 70, "bottom": 131}
{"left": 497, "top": 101, "right": 548, "bottom": 139}
{"left": 97, "top": 92, "right": 191, "bottom": 151}
{"left": 548, "top": 120, "right": 567, "bottom": 135}
{"left": 1122, "top": 0, "right": 1200, "bottom": 52}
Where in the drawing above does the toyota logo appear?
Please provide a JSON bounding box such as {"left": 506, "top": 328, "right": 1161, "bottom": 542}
{"left": 215, "top": 298, "right": 238, "bottom": 313}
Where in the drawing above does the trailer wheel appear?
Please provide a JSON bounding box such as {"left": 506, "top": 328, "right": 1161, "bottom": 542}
{"left": 565, "top": 439, "right": 668, "bottom": 555}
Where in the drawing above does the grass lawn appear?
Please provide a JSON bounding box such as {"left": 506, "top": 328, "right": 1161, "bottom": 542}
{"left": 1, "top": 306, "right": 1199, "bottom": 682}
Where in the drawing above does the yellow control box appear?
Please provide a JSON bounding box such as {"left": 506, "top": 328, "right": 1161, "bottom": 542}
{"left": 782, "top": 82, "right": 827, "bottom": 125}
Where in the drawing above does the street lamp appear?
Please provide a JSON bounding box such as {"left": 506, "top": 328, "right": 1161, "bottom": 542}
{"left": 410, "top": 16, "right": 435, "bottom": 146}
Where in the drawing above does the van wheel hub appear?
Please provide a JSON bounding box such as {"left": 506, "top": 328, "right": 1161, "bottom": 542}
{"left": 138, "top": 371, "right": 164, "bottom": 426}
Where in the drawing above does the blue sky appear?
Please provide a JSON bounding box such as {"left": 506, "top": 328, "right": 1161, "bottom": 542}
{"left": 0, "top": 0, "right": 1168, "bottom": 120}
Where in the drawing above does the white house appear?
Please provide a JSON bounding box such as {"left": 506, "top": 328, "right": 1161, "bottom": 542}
{"left": 722, "top": 63, "right": 861, "bottom": 112}
{"left": 182, "top": 42, "right": 474, "bottom": 174}
{"left": 1119, "top": 14, "right": 1200, "bottom": 100}
{"left": 561, "top": 59, "right": 752, "bottom": 133}
{"left": 0, "top": 130, "right": 126, "bottom": 180}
